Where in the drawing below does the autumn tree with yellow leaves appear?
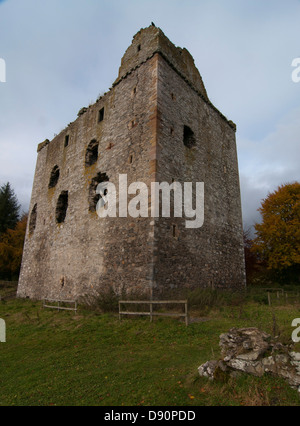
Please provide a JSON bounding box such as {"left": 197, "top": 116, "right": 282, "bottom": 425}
{"left": 252, "top": 182, "right": 300, "bottom": 282}
{"left": 0, "top": 214, "right": 27, "bottom": 280}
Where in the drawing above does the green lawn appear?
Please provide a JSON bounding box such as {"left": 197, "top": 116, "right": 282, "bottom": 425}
{"left": 0, "top": 297, "right": 299, "bottom": 406}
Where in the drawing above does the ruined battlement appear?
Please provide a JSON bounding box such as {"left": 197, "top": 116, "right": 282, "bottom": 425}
{"left": 38, "top": 25, "right": 235, "bottom": 156}
{"left": 115, "top": 25, "right": 209, "bottom": 103}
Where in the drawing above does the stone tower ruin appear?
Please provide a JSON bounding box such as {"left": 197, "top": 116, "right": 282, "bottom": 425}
{"left": 17, "top": 25, "right": 246, "bottom": 300}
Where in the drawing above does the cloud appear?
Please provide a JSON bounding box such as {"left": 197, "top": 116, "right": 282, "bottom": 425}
{"left": 238, "top": 106, "right": 300, "bottom": 229}
{"left": 0, "top": 0, "right": 299, "bottom": 225}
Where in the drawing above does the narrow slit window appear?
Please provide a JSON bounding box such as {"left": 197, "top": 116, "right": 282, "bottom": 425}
{"left": 172, "top": 224, "right": 177, "bottom": 238}
{"left": 56, "top": 191, "right": 68, "bottom": 223}
{"left": 183, "top": 125, "right": 196, "bottom": 149}
{"left": 98, "top": 107, "right": 104, "bottom": 123}
{"left": 64, "top": 135, "right": 69, "bottom": 147}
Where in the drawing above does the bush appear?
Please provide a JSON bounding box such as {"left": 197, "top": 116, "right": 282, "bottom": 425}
{"left": 80, "top": 286, "right": 151, "bottom": 314}
{"left": 186, "top": 288, "right": 246, "bottom": 314}
{"left": 80, "top": 287, "right": 120, "bottom": 313}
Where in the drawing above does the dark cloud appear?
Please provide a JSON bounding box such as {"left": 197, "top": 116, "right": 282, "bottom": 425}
{"left": 0, "top": 0, "right": 299, "bottom": 225}
{"left": 238, "top": 105, "right": 300, "bottom": 230}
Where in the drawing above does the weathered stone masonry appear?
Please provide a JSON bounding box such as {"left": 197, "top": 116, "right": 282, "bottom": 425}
{"left": 17, "top": 25, "right": 246, "bottom": 300}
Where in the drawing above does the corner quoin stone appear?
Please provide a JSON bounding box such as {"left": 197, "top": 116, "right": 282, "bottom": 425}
{"left": 17, "top": 25, "right": 246, "bottom": 301}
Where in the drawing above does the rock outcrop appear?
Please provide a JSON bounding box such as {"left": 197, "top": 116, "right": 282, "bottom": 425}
{"left": 198, "top": 328, "right": 300, "bottom": 393}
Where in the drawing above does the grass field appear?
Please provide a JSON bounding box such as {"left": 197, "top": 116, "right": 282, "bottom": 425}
{"left": 0, "top": 289, "right": 300, "bottom": 406}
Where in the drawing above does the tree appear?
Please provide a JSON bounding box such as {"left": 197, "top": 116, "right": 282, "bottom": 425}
{"left": 0, "top": 182, "right": 20, "bottom": 235}
{"left": 252, "top": 182, "right": 300, "bottom": 279}
{"left": 0, "top": 214, "right": 27, "bottom": 280}
{"left": 243, "top": 227, "right": 260, "bottom": 283}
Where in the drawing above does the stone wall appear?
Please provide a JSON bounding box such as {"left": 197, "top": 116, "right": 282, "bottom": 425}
{"left": 116, "top": 26, "right": 208, "bottom": 102}
{"left": 152, "top": 53, "right": 245, "bottom": 293}
{"left": 18, "top": 54, "right": 159, "bottom": 300}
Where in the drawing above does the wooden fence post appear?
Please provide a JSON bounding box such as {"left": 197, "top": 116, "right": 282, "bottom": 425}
{"left": 185, "top": 301, "right": 189, "bottom": 326}
{"left": 118, "top": 300, "right": 189, "bottom": 326}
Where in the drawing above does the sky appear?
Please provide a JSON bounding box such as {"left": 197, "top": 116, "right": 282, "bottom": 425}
{"left": 0, "top": 0, "right": 299, "bottom": 231}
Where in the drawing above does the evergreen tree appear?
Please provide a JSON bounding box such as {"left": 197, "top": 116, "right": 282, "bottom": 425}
{"left": 0, "top": 182, "right": 20, "bottom": 235}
